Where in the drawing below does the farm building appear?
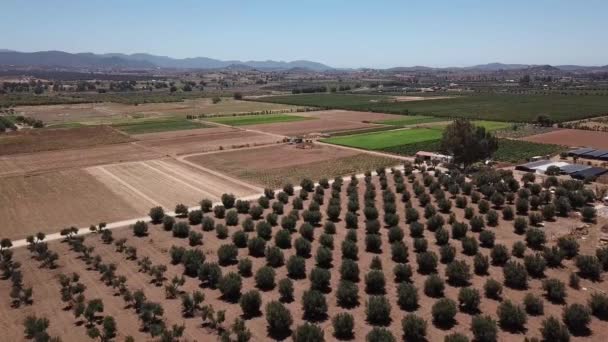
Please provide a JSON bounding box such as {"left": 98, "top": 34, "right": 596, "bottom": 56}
{"left": 567, "top": 147, "right": 608, "bottom": 161}
{"left": 570, "top": 167, "right": 608, "bottom": 180}
{"left": 560, "top": 164, "right": 591, "bottom": 174}
{"left": 415, "top": 151, "right": 453, "bottom": 163}
{"left": 515, "top": 159, "right": 554, "bottom": 173}
{"left": 567, "top": 147, "right": 595, "bottom": 157}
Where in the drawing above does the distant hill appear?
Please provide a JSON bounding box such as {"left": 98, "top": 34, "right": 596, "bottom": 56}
{"left": 0, "top": 50, "right": 334, "bottom": 71}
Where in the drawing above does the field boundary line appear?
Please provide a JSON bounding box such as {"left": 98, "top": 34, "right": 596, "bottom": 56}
{"left": 176, "top": 156, "right": 264, "bottom": 193}
{"left": 315, "top": 140, "right": 414, "bottom": 162}
{"left": 94, "top": 165, "right": 162, "bottom": 207}
{"left": 139, "top": 160, "right": 217, "bottom": 198}
{"left": 149, "top": 159, "right": 228, "bottom": 197}
{"left": 8, "top": 165, "right": 403, "bottom": 249}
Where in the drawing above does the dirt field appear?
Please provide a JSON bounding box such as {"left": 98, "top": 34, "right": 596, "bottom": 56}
{"left": 15, "top": 98, "right": 300, "bottom": 125}
{"left": 247, "top": 118, "right": 380, "bottom": 136}
{"left": 186, "top": 144, "right": 399, "bottom": 188}
{"left": 0, "top": 169, "right": 141, "bottom": 239}
{"left": 87, "top": 158, "right": 258, "bottom": 209}
{"left": 295, "top": 109, "right": 405, "bottom": 123}
{"left": 521, "top": 129, "right": 608, "bottom": 149}
{"left": 1, "top": 170, "right": 606, "bottom": 341}
{"left": 0, "top": 126, "right": 132, "bottom": 156}
{"left": 0, "top": 143, "right": 161, "bottom": 177}
{"left": 135, "top": 127, "right": 280, "bottom": 156}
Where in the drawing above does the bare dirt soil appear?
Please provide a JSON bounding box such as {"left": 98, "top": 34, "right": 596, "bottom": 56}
{"left": 0, "top": 126, "right": 132, "bottom": 156}
{"left": 0, "top": 169, "right": 140, "bottom": 239}
{"left": 87, "top": 158, "right": 258, "bottom": 210}
{"left": 295, "top": 109, "right": 405, "bottom": 123}
{"left": 15, "top": 98, "right": 299, "bottom": 125}
{"left": 135, "top": 127, "right": 279, "bottom": 156}
{"left": 0, "top": 143, "right": 161, "bottom": 178}
{"left": 522, "top": 129, "right": 608, "bottom": 149}
{"left": 1, "top": 170, "right": 606, "bottom": 341}
{"left": 186, "top": 144, "right": 399, "bottom": 188}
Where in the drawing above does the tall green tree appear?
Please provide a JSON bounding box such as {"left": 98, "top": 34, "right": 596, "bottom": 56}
{"left": 440, "top": 119, "right": 498, "bottom": 168}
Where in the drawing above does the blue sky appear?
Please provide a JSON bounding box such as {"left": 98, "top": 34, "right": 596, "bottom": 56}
{"left": 1, "top": 0, "right": 606, "bottom": 68}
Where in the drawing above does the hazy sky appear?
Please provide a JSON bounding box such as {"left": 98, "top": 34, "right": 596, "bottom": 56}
{"left": 1, "top": 0, "right": 606, "bottom": 68}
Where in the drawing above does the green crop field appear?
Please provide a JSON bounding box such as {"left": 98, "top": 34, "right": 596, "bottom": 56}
{"left": 322, "top": 128, "right": 443, "bottom": 150}
{"left": 112, "top": 117, "right": 209, "bottom": 135}
{"left": 204, "top": 114, "right": 311, "bottom": 126}
{"left": 381, "top": 138, "right": 564, "bottom": 163}
{"left": 375, "top": 115, "right": 446, "bottom": 126}
{"left": 255, "top": 93, "right": 608, "bottom": 122}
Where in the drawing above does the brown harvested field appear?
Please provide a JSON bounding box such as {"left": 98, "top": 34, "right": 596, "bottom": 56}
{"left": 295, "top": 109, "right": 405, "bottom": 123}
{"left": 0, "top": 126, "right": 132, "bottom": 156}
{"left": 135, "top": 126, "right": 280, "bottom": 156}
{"left": 0, "top": 169, "right": 141, "bottom": 239}
{"left": 0, "top": 142, "right": 161, "bottom": 177}
{"left": 87, "top": 158, "right": 259, "bottom": 209}
{"left": 1, "top": 170, "right": 607, "bottom": 341}
{"left": 15, "top": 98, "right": 300, "bottom": 124}
{"left": 247, "top": 118, "right": 381, "bottom": 136}
{"left": 521, "top": 129, "right": 608, "bottom": 149}
{"left": 186, "top": 144, "right": 399, "bottom": 188}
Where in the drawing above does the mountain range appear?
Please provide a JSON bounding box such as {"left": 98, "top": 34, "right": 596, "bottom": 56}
{"left": 0, "top": 50, "right": 606, "bottom": 72}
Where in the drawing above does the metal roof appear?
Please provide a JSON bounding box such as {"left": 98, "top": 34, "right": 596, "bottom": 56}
{"left": 560, "top": 164, "right": 591, "bottom": 174}
{"left": 583, "top": 149, "right": 608, "bottom": 157}
{"left": 571, "top": 167, "right": 608, "bottom": 179}
{"left": 568, "top": 147, "right": 596, "bottom": 155}
{"left": 517, "top": 159, "right": 553, "bottom": 169}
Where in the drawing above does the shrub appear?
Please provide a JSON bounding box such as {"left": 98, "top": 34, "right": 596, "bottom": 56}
{"left": 569, "top": 272, "right": 580, "bottom": 289}
{"left": 416, "top": 251, "right": 438, "bottom": 274}
{"left": 218, "top": 272, "right": 242, "bottom": 301}
{"left": 388, "top": 226, "right": 404, "bottom": 243}
{"left": 524, "top": 253, "right": 546, "bottom": 278}
{"left": 198, "top": 262, "right": 222, "bottom": 288}
{"left": 575, "top": 255, "right": 601, "bottom": 280}
{"left": 324, "top": 221, "right": 336, "bottom": 234}
{"left": 249, "top": 205, "right": 264, "bottom": 220}
{"left": 479, "top": 230, "right": 495, "bottom": 248}
{"left": 294, "top": 237, "right": 312, "bottom": 258}
{"left": 255, "top": 221, "right": 271, "bottom": 241}
{"left": 213, "top": 205, "right": 226, "bottom": 219}
{"left": 246, "top": 235, "right": 266, "bottom": 257}
{"left": 524, "top": 293, "right": 544, "bottom": 315}
{"left": 458, "top": 287, "right": 481, "bottom": 314}
{"left": 484, "top": 278, "right": 502, "bottom": 300}
{"left": 589, "top": 292, "right": 608, "bottom": 320}
{"left": 365, "top": 270, "right": 386, "bottom": 294}
{"left": 478, "top": 199, "right": 490, "bottom": 214}
{"left": 427, "top": 215, "right": 445, "bottom": 232}
{"left": 440, "top": 244, "right": 456, "bottom": 264}
{"left": 581, "top": 206, "right": 597, "bottom": 222}
{"left": 266, "top": 246, "right": 285, "bottom": 268}
{"left": 341, "top": 240, "right": 358, "bottom": 260}
{"left": 528, "top": 212, "right": 543, "bottom": 226}
{"left": 444, "top": 333, "right": 470, "bottom": 342}
{"left": 188, "top": 209, "right": 203, "bottom": 225}
{"left": 336, "top": 280, "right": 359, "bottom": 308}
{"left": 402, "top": 314, "right": 427, "bottom": 342}
{"left": 562, "top": 303, "right": 591, "bottom": 335}
{"left": 232, "top": 230, "right": 248, "bottom": 248}
{"left": 238, "top": 258, "right": 252, "bottom": 277}
{"left": 451, "top": 222, "right": 468, "bottom": 240}
{"left": 149, "top": 206, "right": 165, "bottom": 224}
{"left": 172, "top": 222, "right": 190, "bottom": 238}
{"left": 471, "top": 315, "right": 497, "bottom": 342}
{"left": 409, "top": 222, "right": 424, "bottom": 238}
{"left": 435, "top": 228, "right": 450, "bottom": 246}
{"left": 543, "top": 278, "right": 566, "bottom": 303}
{"left": 540, "top": 316, "right": 570, "bottom": 342}
{"left": 217, "top": 244, "right": 238, "bottom": 266}
{"left": 162, "top": 215, "right": 175, "bottom": 231}
{"left": 558, "top": 237, "right": 580, "bottom": 259}
{"left": 405, "top": 207, "right": 419, "bottom": 223}
{"left": 340, "top": 259, "right": 359, "bottom": 282}
{"left": 365, "top": 234, "right": 382, "bottom": 253}
{"left": 309, "top": 267, "right": 331, "bottom": 292}
{"left": 516, "top": 198, "right": 529, "bottom": 215}
{"left": 292, "top": 323, "right": 324, "bottom": 342}
{"left": 132, "top": 221, "right": 148, "bottom": 237}
{"left": 255, "top": 266, "right": 275, "bottom": 290}
{"left": 461, "top": 236, "right": 478, "bottom": 256}
{"left": 366, "top": 296, "right": 392, "bottom": 326}
{"left": 445, "top": 260, "right": 471, "bottom": 286}
{"left": 497, "top": 300, "right": 527, "bottom": 332}
{"left": 286, "top": 255, "right": 306, "bottom": 279}
{"left": 215, "top": 224, "right": 228, "bottom": 239}
{"left": 502, "top": 206, "right": 514, "bottom": 220}
{"left": 273, "top": 230, "right": 291, "bottom": 249}
{"left": 265, "top": 301, "right": 292, "bottom": 338}
{"left": 424, "top": 274, "right": 445, "bottom": 298}
{"left": 413, "top": 238, "right": 428, "bottom": 253}
{"left": 512, "top": 241, "right": 526, "bottom": 258}
{"left": 332, "top": 312, "right": 354, "bottom": 340}
{"left": 432, "top": 298, "right": 457, "bottom": 327}
{"left": 202, "top": 216, "right": 215, "bottom": 231}
{"left": 394, "top": 263, "right": 413, "bottom": 283}
{"left": 299, "top": 223, "right": 315, "bottom": 241}
{"left": 513, "top": 217, "right": 527, "bottom": 234}
{"left": 366, "top": 327, "right": 395, "bottom": 342}
{"left": 302, "top": 289, "right": 328, "bottom": 321}
{"left": 391, "top": 241, "right": 408, "bottom": 263}
{"left": 175, "top": 203, "right": 188, "bottom": 217}
{"left": 474, "top": 253, "right": 489, "bottom": 275}
{"left": 469, "top": 215, "right": 485, "bottom": 232}
{"left": 503, "top": 261, "right": 528, "bottom": 289}
{"left": 397, "top": 282, "right": 418, "bottom": 311}
{"left": 526, "top": 228, "right": 546, "bottom": 250}
{"left": 464, "top": 207, "right": 475, "bottom": 220}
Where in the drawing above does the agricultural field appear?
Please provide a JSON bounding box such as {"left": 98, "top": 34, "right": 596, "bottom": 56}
{"left": 185, "top": 144, "right": 399, "bottom": 189}
{"left": 375, "top": 115, "right": 447, "bottom": 126}
{"left": 256, "top": 93, "right": 608, "bottom": 122}
{"left": 522, "top": 129, "right": 608, "bottom": 149}
{"left": 112, "top": 117, "right": 210, "bottom": 135}
{"left": 1, "top": 164, "right": 606, "bottom": 341}
{"left": 204, "top": 114, "right": 311, "bottom": 126}
{"left": 323, "top": 128, "right": 443, "bottom": 150}
{"left": 0, "top": 125, "right": 132, "bottom": 156}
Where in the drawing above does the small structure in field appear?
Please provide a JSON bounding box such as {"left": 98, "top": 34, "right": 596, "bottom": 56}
{"left": 415, "top": 151, "right": 452, "bottom": 164}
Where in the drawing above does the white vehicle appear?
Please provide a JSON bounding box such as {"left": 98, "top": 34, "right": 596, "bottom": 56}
{"left": 603, "top": 196, "right": 608, "bottom": 205}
